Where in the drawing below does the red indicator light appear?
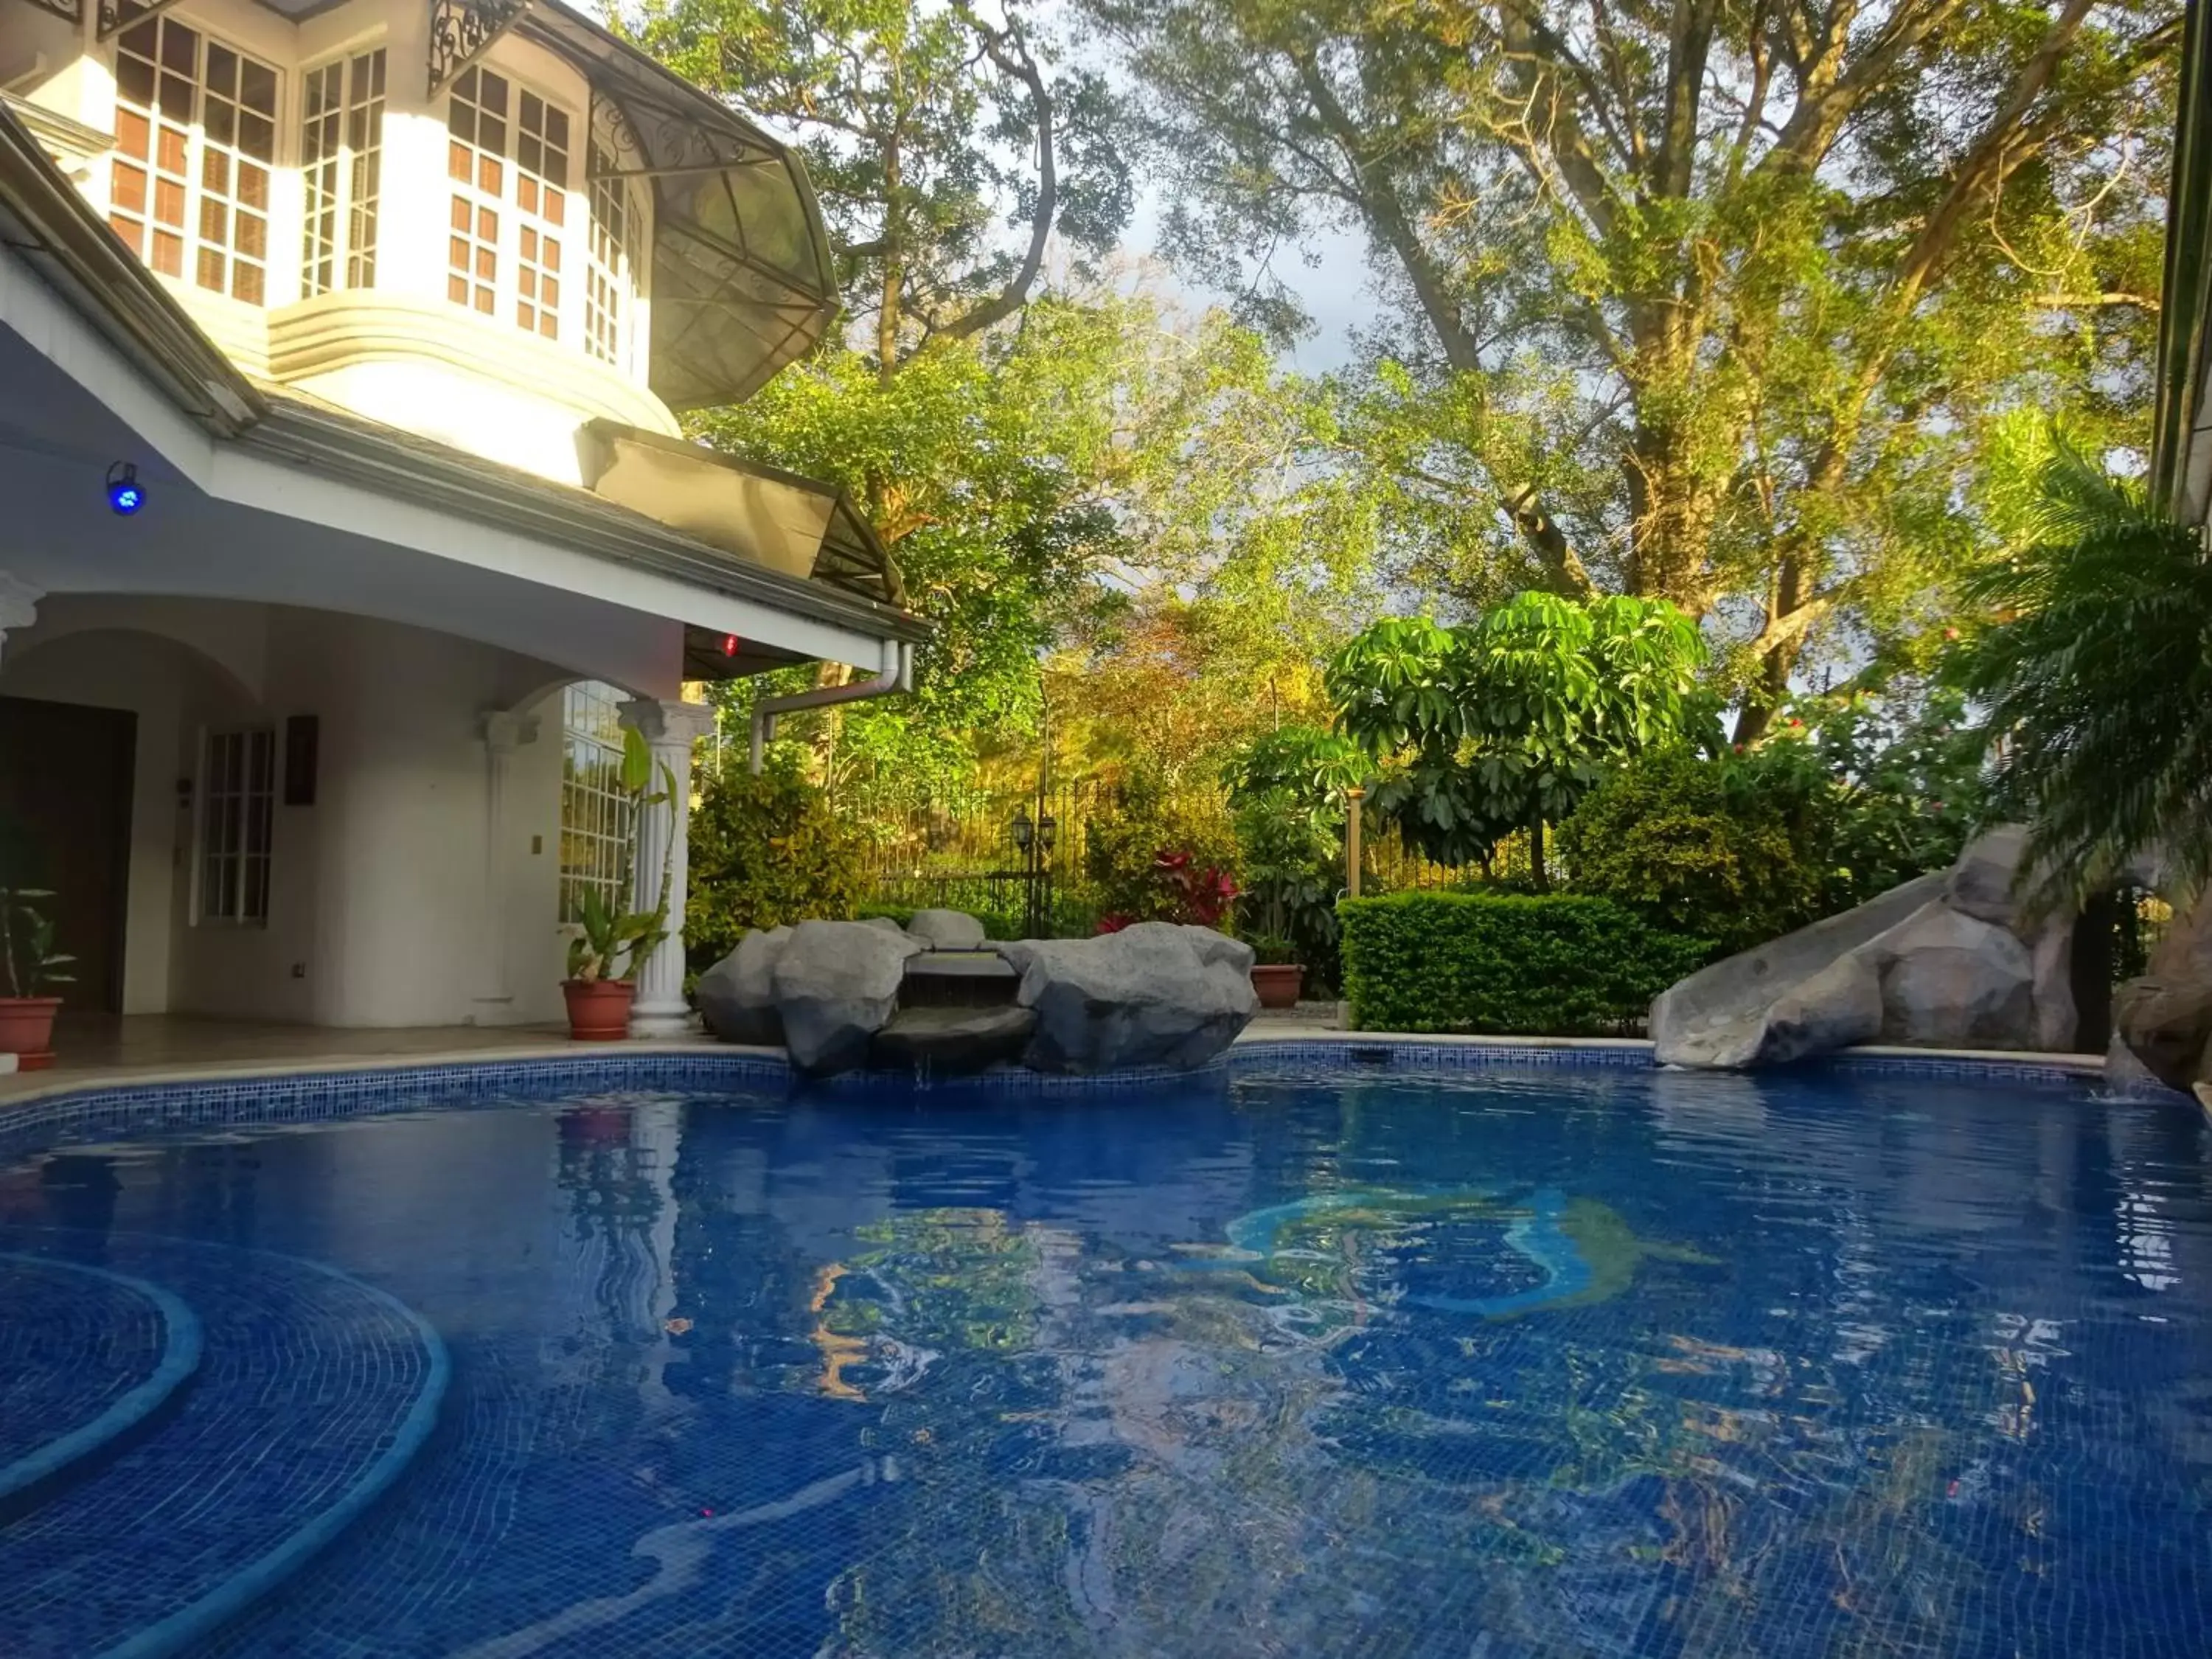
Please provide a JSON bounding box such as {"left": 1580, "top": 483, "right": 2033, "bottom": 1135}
{"left": 720, "top": 633, "right": 740, "bottom": 657}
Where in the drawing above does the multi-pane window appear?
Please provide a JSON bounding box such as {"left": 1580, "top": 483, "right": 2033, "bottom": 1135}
{"left": 445, "top": 69, "right": 576, "bottom": 339}
{"left": 302, "top": 49, "right": 386, "bottom": 297}
{"left": 514, "top": 91, "right": 568, "bottom": 340}
{"left": 446, "top": 66, "right": 507, "bottom": 315}
{"left": 586, "top": 154, "right": 628, "bottom": 366}
{"left": 559, "top": 683, "right": 633, "bottom": 924}
{"left": 111, "top": 16, "right": 276, "bottom": 304}
{"left": 200, "top": 728, "right": 275, "bottom": 925}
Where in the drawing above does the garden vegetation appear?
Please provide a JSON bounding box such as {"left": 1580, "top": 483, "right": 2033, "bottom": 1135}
{"left": 615, "top": 1, "right": 2202, "bottom": 1028}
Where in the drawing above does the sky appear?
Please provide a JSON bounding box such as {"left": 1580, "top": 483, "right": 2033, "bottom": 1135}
{"left": 1115, "top": 191, "right": 1377, "bottom": 375}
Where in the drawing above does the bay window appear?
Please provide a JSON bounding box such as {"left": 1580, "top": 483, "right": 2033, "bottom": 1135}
{"left": 446, "top": 68, "right": 573, "bottom": 341}
{"left": 302, "top": 49, "right": 387, "bottom": 296}
{"left": 110, "top": 15, "right": 276, "bottom": 305}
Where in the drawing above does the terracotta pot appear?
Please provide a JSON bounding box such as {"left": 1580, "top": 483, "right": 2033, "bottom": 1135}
{"left": 562, "top": 978, "right": 636, "bottom": 1042}
{"left": 1250, "top": 964, "right": 1305, "bottom": 1010}
{"left": 0, "top": 996, "right": 63, "bottom": 1071}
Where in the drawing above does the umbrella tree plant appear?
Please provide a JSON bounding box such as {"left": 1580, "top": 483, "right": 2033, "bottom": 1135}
{"left": 1325, "top": 594, "right": 1714, "bottom": 887}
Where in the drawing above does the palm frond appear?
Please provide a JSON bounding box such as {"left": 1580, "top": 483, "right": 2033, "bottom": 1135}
{"left": 1961, "top": 441, "right": 2212, "bottom": 909}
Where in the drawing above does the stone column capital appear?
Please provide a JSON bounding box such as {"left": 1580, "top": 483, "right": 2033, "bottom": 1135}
{"left": 618, "top": 698, "right": 717, "bottom": 752}
{"left": 0, "top": 571, "right": 44, "bottom": 637}
{"left": 480, "top": 710, "right": 540, "bottom": 754}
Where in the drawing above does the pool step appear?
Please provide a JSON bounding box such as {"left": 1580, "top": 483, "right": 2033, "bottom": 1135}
{"left": 0, "top": 1233, "right": 448, "bottom": 1659}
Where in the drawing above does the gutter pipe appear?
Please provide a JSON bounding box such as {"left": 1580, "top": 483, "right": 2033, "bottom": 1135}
{"left": 749, "top": 638, "right": 913, "bottom": 773}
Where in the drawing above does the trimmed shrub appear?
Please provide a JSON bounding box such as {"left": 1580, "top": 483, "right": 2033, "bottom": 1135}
{"left": 1339, "top": 891, "right": 1712, "bottom": 1035}
{"left": 686, "top": 761, "right": 866, "bottom": 971}
{"left": 1557, "top": 748, "right": 1829, "bottom": 956}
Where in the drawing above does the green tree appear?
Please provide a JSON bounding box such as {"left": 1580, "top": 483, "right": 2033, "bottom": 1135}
{"left": 630, "top": 0, "right": 1132, "bottom": 378}
{"left": 1087, "top": 0, "right": 2180, "bottom": 737}
{"left": 1959, "top": 441, "right": 2212, "bottom": 910}
{"left": 1325, "top": 593, "right": 1712, "bottom": 885}
{"left": 684, "top": 755, "right": 867, "bottom": 970}
{"left": 1557, "top": 748, "right": 1830, "bottom": 954}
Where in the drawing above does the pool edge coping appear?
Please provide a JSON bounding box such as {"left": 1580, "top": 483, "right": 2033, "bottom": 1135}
{"left": 0, "top": 1027, "right": 2119, "bottom": 1110}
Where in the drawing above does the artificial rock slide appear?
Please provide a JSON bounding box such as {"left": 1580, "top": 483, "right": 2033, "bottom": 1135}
{"left": 1651, "top": 824, "right": 2211, "bottom": 1091}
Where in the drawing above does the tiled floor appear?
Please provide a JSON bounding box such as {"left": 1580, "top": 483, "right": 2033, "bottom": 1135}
{"left": 0, "top": 1013, "right": 717, "bottom": 1103}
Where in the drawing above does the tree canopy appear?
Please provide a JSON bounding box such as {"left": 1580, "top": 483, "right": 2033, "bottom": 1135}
{"left": 1085, "top": 0, "right": 2181, "bottom": 734}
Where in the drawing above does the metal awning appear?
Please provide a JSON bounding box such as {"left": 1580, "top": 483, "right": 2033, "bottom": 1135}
{"left": 428, "top": 0, "right": 839, "bottom": 410}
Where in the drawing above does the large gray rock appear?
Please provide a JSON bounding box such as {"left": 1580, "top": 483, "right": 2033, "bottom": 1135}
{"left": 2116, "top": 892, "right": 2212, "bottom": 1091}
{"left": 771, "top": 919, "right": 923, "bottom": 1075}
{"left": 2105, "top": 1028, "right": 2174, "bottom": 1097}
{"left": 1943, "top": 824, "right": 2032, "bottom": 928}
{"left": 996, "top": 922, "right": 1258, "bottom": 1073}
{"left": 1753, "top": 952, "right": 1886, "bottom": 1067}
{"left": 692, "top": 925, "right": 791, "bottom": 1046}
{"left": 905, "top": 908, "right": 988, "bottom": 950}
{"left": 1867, "top": 902, "right": 2036, "bottom": 1047}
{"left": 1651, "top": 873, "right": 1944, "bottom": 1067}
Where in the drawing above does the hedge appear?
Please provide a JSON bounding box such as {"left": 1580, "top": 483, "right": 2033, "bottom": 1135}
{"left": 1339, "top": 891, "right": 1714, "bottom": 1036}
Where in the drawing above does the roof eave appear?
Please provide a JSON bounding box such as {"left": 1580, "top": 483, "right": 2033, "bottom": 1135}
{"left": 0, "top": 104, "right": 265, "bottom": 437}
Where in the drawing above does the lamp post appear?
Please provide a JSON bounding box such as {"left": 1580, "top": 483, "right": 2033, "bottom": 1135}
{"left": 1345, "top": 786, "right": 1367, "bottom": 900}
{"left": 1008, "top": 806, "right": 1057, "bottom": 937}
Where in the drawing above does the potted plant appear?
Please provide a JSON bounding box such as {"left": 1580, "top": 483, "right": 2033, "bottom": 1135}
{"left": 1, "top": 886, "right": 74, "bottom": 1069}
{"left": 1247, "top": 934, "right": 1305, "bottom": 1009}
{"left": 562, "top": 728, "right": 678, "bottom": 1041}
{"left": 1231, "top": 790, "right": 1343, "bottom": 1009}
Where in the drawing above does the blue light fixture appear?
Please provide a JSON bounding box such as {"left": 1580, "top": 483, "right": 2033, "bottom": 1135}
{"left": 106, "top": 461, "right": 144, "bottom": 516}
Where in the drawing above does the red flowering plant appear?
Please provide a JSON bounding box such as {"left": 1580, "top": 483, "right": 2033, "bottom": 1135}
{"left": 1153, "top": 849, "right": 1239, "bottom": 927}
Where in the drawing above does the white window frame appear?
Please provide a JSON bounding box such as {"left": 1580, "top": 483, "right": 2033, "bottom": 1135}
{"left": 195, "top": 727, "right": 276, "bottom": 927}
{"left": 584, "top": 150, "right": 634, "bottom": 370}
{"left": 443, "top": 64, "right": 576, "bottom": 342}
{"left": 301, "top": 46, "right": 387, "bottom": 298}
{"left": 558, "top": 683, "right": 633, "bottom": 925}
{"left": 108, "top": 13, "right": 281, "bottom": 307}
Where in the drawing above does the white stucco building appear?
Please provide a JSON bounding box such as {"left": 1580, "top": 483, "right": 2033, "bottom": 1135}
{"left": 0, "top": 0, "right": 922, "bottom": 1031}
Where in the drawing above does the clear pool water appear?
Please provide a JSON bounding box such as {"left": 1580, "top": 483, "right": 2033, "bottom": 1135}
{"left": 3, "top": 1060, "right": 2211, "bottom": 1657}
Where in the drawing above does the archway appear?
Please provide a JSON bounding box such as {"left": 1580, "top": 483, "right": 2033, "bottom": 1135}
{"left": 2065, "top": 883, "right": 2173, "bottom": 1053}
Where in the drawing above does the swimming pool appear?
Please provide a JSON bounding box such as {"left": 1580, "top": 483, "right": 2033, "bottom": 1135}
{"left": 1, "top": 1053, "right": 2208, "bottom": 1657}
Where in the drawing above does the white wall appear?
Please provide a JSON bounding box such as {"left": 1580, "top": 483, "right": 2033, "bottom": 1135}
{"left": 0, "top": 595, "right": 585, "bottom": 1026}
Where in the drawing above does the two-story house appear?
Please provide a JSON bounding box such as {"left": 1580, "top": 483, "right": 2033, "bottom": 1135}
{"left": 0, "top": 0, "right": 922, "bottom": 1036}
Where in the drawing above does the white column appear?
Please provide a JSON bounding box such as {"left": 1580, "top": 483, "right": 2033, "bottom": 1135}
{"left": 477, "top": 709, "right": 539, "bottom": 1011}
{"left": 0, "top": 573, "right": 42, "bottom": 670}
{"left": 618, "top": 698, "right": 715, "bottom": 1034}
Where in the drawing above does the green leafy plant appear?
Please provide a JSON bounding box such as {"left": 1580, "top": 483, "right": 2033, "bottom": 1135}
{"left": 1326, "top": 595, "right": 1714, "bottom": 885}
{"left": 567, "top": 728, "right": 679, "bottom": 984}
{"left": 1079, "top": 768, "right": 1239, "bottom": 922}
{"left": 1338, "top": 891, "right": 1711, "bottom": 1036}
{"left": 1558, "top": 749, "right": 1831, "bottom": 956}
{"left": 1767, "top": 686, "right": 1992, "bottom": 908}
{"left": 1222, "top": 724, "right": 1368, "bottom": 823}
{"left": 1958, "top": 441, "right": 2212, "bottom": 912}
{"left": 0, "top": 888, "right": 74, "bottom": 998}
{"left": 686, "top": 754, "right": 869, "bottom": 972}
{"left": 1231, "top": 785, "right": 1344, "bottom": 983}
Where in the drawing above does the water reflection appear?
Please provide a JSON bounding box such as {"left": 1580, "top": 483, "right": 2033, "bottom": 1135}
{"left": 0, "top": 1066, "right": 2207, "bottom": 1656}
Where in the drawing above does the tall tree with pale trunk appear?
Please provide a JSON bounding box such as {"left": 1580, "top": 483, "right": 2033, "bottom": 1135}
{"left": 1087, "top": 0, "right": 2180, "bottom": 735}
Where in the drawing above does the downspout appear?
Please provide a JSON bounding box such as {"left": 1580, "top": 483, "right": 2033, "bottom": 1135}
{"left": 749, "top": 638, "right": 913, "bottom": 773}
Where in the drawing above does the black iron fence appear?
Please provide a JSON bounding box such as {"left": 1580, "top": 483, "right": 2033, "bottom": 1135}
{"left": 854, "top": 782, "right": 1482, "bottom": 936}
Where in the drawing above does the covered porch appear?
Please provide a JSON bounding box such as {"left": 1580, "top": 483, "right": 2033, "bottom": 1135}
{"left": 0, "top": 104, "right": 925, "bottom": 1046}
